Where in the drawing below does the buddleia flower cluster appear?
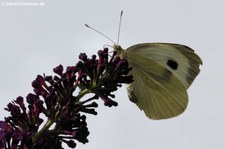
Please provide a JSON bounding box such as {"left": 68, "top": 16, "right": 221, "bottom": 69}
{"left": 0, "top": 48, "right": 133, "bottom": 149}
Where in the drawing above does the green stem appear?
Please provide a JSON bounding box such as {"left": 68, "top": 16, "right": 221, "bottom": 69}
{"left": 32, "top": 118, "right": 54, "bottom": 142}
{"left": 75, "top": 88, "right": 91, "bottom": 101}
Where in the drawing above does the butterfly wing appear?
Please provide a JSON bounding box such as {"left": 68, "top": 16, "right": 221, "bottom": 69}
{"left": 126, "top": 43, "right": 202, "bottom": 89}
{"left": 119, "top": 43, "right": 202, "bottom": 120}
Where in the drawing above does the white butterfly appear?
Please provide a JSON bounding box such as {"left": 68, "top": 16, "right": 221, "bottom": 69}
{"left": 114, "top": 43, "right": 202, "bottom": 120}
{"left": 86, "top": 11, "right": 202, "bottom": 120}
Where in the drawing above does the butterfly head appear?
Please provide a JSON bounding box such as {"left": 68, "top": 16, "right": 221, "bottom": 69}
{"left": 113, "top": 44, "right": 126, "bottom": 58}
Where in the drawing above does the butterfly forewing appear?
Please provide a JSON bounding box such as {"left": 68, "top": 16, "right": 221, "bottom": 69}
{"left": 125, "top": 43, "right": 202, "bottom": 89}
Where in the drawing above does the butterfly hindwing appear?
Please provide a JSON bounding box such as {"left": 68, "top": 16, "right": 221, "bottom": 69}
{"left": 125, "top": 50, "right": 188, "bottom": 119}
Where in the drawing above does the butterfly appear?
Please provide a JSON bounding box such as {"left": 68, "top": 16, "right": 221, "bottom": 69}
{"left": 86, "top": 11, "right": 202, "bottom": 120}
{"left": 114, "top": 43, "right": 202, "bottom": 120}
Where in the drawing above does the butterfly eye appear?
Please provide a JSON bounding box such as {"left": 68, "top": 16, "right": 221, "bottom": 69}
{"left": 167, "top": 59, "right": 178, "bottom": 70}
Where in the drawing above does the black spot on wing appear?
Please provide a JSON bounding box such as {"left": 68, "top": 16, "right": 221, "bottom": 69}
{"left": 167, "top": 60, "right": 178, "bottom": 70}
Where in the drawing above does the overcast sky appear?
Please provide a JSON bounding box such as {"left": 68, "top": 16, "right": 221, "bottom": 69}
{"left": 0, "top": 0, "right": 224, "bottom": 149}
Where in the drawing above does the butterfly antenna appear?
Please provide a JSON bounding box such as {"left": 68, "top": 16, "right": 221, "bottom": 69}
{"left": 85, "top": 24, "right": 115, "bottom": 45}
{"left": 117, "top": 10, "right": 123, "bottom": 45}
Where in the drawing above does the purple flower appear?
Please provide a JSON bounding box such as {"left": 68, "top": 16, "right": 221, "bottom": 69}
{"left": 0, "top": 48, "right": 133, "bottom": 148}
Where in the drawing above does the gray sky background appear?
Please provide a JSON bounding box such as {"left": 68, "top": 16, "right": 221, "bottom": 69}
{"left": 0, "top": 0, "right": 224, "bottom": 149}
